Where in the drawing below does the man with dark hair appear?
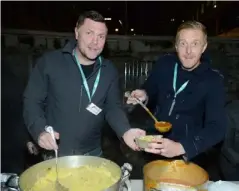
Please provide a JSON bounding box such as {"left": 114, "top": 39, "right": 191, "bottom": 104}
{"left": 23, "top": 10, "right": 145, "bottom": 158}
{"left": 76, "top": 10, "right": 105, "bottom": 28}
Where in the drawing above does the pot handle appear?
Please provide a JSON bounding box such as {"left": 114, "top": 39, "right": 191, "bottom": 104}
{"left": 119, "top": 163, "right": 132, "bottom": 191}
{"left": 4, "top": 174, "right": 20, "bottom": 191}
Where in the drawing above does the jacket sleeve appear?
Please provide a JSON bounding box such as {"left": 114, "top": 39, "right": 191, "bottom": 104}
{"left": 179, "top": 74, "right": 227, "bottom": 160}
{"left": 104, "top": 67, "right": 131, "bottom": 138}
{"left": 23, "top": 56, "right": 48, "bottom": 143}
{"left": 142, "top": 55, "right": 170, "bottom": 107}
{"left": 142, "top": 59, "right": 161, "bottom": 100}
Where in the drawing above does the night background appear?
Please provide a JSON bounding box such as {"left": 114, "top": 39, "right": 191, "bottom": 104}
{"left": 2, "top": 1, "right": 239, "bottom": 36}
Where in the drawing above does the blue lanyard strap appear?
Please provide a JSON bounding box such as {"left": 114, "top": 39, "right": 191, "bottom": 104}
{"left": 74, "top": 49, "right": 102, "bottom": 102}
{"left": 168, "top": 63, "right": 189, "bottom": 116}
{"left": 173, "top": 63, "right": 189, "bottom": 98}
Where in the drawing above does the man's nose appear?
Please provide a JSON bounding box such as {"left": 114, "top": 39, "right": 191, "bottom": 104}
{"left": 186, "top": 45, "right": 192, "bottom": 54}
{"left": 92, "top": 36, "right": 98, "bottom": 44}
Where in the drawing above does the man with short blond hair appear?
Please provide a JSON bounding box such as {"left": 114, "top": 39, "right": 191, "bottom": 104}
{"left": 175, "top": 21, "right": 207, "bottom": 42}
{"left": 127, "top": 21, "right": 226, "bottom": 163}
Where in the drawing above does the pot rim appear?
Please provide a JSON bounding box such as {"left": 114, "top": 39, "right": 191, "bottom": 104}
{"left": 143, "top": 159, "right": 209, "bottom": 187}
{"left": 18, "top": 156, "right": 132, "bottom": 191}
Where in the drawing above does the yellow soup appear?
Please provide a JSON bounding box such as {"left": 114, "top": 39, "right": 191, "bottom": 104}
{"left": 29, "top": 165, "right": 119, "bottom": 191}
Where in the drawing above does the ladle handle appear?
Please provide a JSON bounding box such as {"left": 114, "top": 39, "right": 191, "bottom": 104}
{"left": 135, "top": 98, "right": 158, "bottom": 123}
{"left": 125, "top": 92, "right": 158, "bottom": 123}
{"left": 139, "top": 104, "right": 158, "bottom": 123}
{"left": 45, "top": 126, "right": 59, "bottom": 178}
{"left": 45, "top": 126, "right": 56, "bottom": 141}
{"left": 44, "top": 126, "right": 58, "bottom": 155}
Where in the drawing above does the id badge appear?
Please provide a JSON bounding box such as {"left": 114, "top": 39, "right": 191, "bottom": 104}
{"left": 86, "top": 103, "right": 102, "bottom": 115}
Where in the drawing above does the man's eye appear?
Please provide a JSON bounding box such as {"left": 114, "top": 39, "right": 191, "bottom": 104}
{"left": 193, "top": 42, "right": 199, "bottom": 46}
{"left": 180, "top": 42, "right": 185, "bottom": 46}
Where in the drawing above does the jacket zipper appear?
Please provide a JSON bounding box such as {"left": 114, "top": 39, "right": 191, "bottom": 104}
{"left": 168, "top": 98, "right": 176, "bottom": 116}
{"left": 185, "top": 124, "right": 188, "bottom": 137}
{"left": 79, "top": 85, "right": 83, "bottom": 112}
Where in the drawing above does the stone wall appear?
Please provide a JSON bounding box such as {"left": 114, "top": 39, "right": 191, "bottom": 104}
{"left": 2, "top": 29, "right": 239, "bottom": 101}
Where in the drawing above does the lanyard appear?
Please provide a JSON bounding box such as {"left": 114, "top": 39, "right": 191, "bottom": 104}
{"left": 74, "top": 49, "right": 102, "bottom": 102}
{"left": 168, "top": 63, "right": 189, "bottom": 116}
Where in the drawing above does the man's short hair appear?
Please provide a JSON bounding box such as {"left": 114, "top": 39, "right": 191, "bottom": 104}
{"left": 176, "top": 21, "right": 207, "bottom": 43}
{"left": 76, "top": 10, "right": 106, "bottom": 28}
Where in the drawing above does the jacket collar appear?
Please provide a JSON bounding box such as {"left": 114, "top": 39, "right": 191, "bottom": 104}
{"left": 172, "top": 52, "right": 211, "bottom": 76}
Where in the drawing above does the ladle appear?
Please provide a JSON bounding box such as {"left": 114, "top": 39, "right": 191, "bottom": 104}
{"left": 125, "top": 91, "right": 172, "bottom": 133}
{"left": 45, "top": 126, "right": 68, "bottom": 191}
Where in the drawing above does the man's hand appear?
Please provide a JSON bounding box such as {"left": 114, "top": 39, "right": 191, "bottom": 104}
{"left": 122, "top": 128, "right": 146, "bottom": 151}
{"left": 126, "top": 89, "right": 148, "bottom": 105}
{"left": 38, "top": 131, "right": 59, "bottom": 150}
{"left": 27, "top": 141, "right": 39, "bottom": 155}
{"left": 145, "top": 138, "right": 186, "bottom": 158}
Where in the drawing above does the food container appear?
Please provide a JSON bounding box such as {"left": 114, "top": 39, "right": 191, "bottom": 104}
{"left": 4, "top": 156, "right": 132, "bottom": 191}
{"left": 135, "top": 135, "right": 163, "bottom": 149}
{"left": 143, "top": 160, "right": 209, "bottom": 191}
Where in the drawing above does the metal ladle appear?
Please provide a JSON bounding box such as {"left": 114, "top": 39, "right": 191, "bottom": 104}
{"left": 125, "top": 91, "right": 172, "bottom": 133}
{"left": 45, "top": 126, "right": 68, "bottom": 191}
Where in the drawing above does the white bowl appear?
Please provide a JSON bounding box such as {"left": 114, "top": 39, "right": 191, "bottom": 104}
{"left": 135, "top": 135, "right": 163, "bottom": 149}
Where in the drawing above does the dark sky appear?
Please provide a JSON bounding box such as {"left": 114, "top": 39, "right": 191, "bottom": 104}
{"left": 1, "top": 1, "right": 239, "bottom": 36}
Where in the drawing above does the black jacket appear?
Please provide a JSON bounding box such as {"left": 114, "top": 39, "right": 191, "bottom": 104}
{"left": 143, "top": 54, "right": 227, "bottom": 160}
{"left": 23, "top": 40, "right": 131, "bottom": 156}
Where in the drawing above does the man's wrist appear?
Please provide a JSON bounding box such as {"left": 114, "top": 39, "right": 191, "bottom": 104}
{"left": 122, "top": 129, "right": 129, "bottom": 140}
{"left": 141, "top": 89, "right": 149, "bottom": 104}
{"left": 177, "top": 142, "right": 186, "bottom": 156}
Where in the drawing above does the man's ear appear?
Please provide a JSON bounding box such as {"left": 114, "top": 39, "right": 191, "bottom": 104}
{"left": 74, "top": 27, "right": 79, "bottom": 40}
{"left": 202, "top": 42, "right": 208, "bottom": 53}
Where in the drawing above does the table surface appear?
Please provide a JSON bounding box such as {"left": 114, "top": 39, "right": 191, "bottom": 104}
{"left": 129, "top": 179, "right": 239, "bottom": 190}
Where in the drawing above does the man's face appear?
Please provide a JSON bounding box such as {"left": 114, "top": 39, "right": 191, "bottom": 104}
{"left": 175, "top": 28, "right": 207, "bottom": 71}
{"left": 75, "top": 18, "right": 107, "bottom": 61}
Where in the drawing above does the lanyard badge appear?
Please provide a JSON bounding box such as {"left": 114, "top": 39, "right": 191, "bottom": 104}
{"left": 74, "top": 49, "right": 102, "bottom": 115}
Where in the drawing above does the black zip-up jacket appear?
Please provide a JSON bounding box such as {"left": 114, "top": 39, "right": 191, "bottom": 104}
{"left": 143, "top": 54, "right": 227, "bottom": 161}
{"left": 23, "top": 40, "right": 131, "bottom": 156}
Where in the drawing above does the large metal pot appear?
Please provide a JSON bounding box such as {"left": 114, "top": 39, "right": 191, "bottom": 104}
{"left": 4, "top": 156, "right": 132, "bottom": 191}
{"left": 143, "top": 160, "right": 209, "bottom": 191}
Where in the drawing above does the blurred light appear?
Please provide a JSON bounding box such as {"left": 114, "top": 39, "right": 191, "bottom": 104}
{"left": 115, "top": 28, "right": 119, "bottom": 32}
{"left": 131, "top": 28, "right": 134, "bottom": 32}
{"left": 213, "top": 1, "right": 217, "bottom": 8}
{"left": 133, "top": 34, "right": 136, "bottom": 36}
{"left": 104, "top": 18, "right": 112, "bottom": 21}
{"left": 119, "top": 20, "right": 123, "bottom": 26}
{"left": 171, "top": 18, "right": 175, "bottom": 22}
{"left": 182, "top": 20, "right": 185, "bottom": 22}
